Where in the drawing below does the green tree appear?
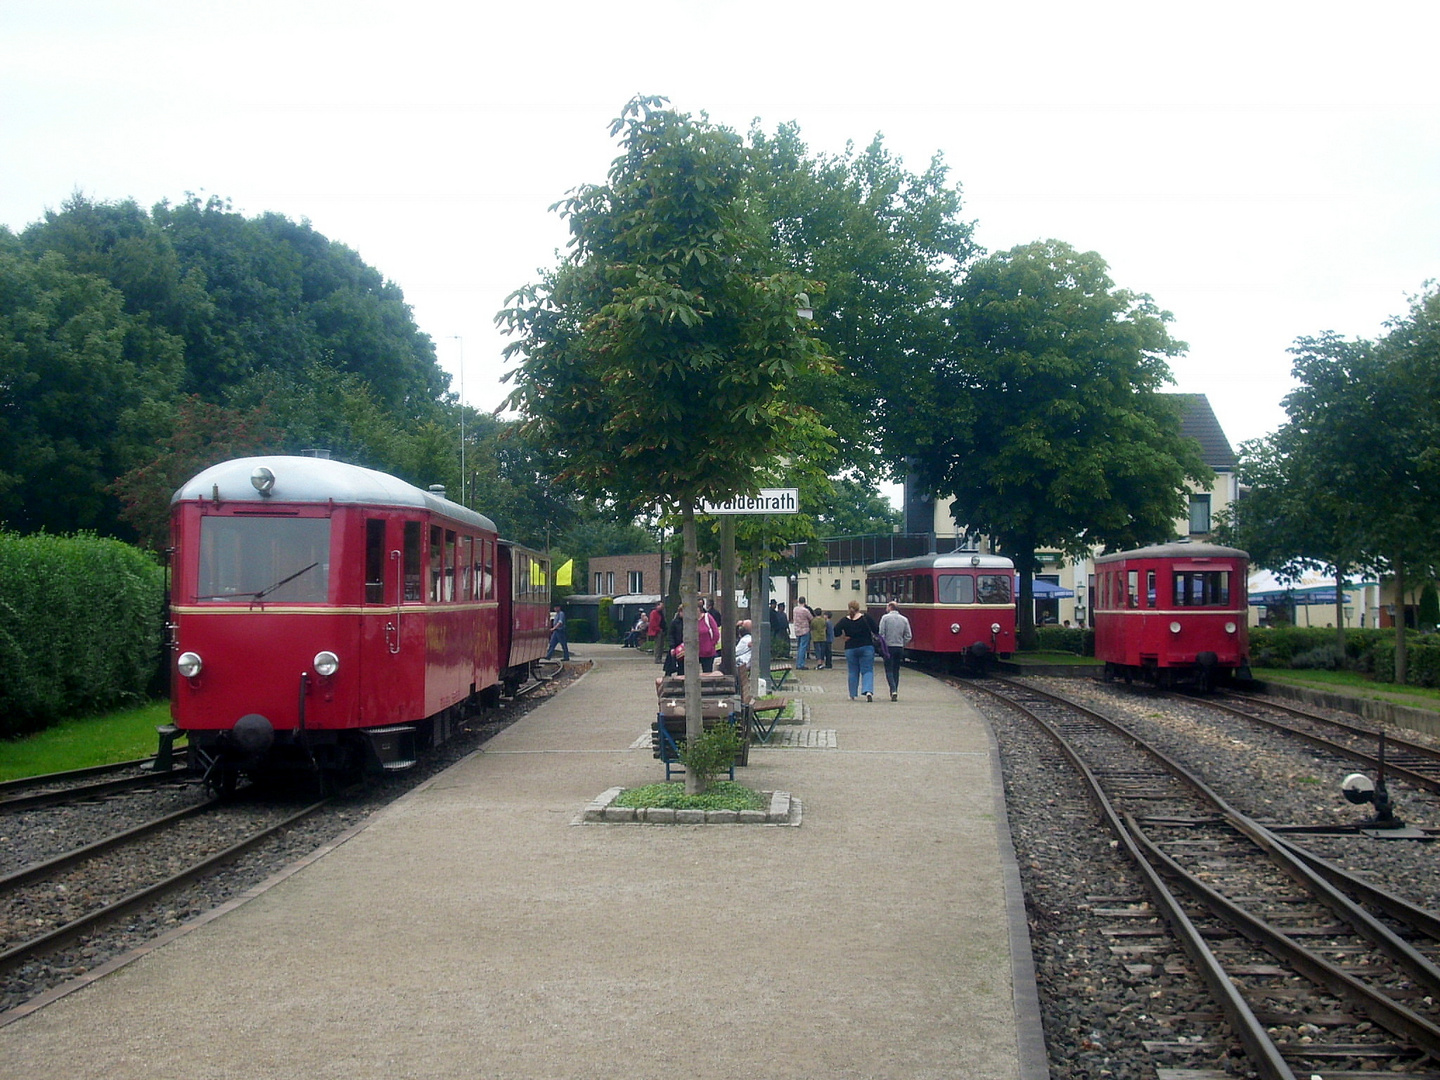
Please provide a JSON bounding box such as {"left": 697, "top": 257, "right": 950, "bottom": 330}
{"left": 747, "top": 124, "right": 976, "bottom": 481}
{"left": 1281, "top": 289, "right": 1440, "bottom": 682}
{"left": 906, "top": 240, "right": 1210, "bottom": 646}
{"left": 499, "top": 97, "right": 833, "bottom": 790}
{"left": 0, "top": 236, "right": 184, "bottom": 536}
{"left": 1219, "top": 421, "right": 1371, "bottom": 655}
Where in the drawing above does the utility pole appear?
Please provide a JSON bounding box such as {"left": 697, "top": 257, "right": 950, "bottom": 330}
{"left": 452, "top": 336, "right": 465, "bottom": 507}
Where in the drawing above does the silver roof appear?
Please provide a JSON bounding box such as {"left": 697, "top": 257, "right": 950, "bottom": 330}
{"left": 866, "top": 552, "right": 1015, "bottom": 574}
{"left": 1094, "top": 541, "right": 1248, "bottom": 564}
{"left": 172, "top": 456, "right": 498, "bottom": 533}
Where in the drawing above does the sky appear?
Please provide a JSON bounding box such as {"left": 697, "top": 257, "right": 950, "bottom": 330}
{"left": 4, "top": 0, "right": 1439, "bottom": 467}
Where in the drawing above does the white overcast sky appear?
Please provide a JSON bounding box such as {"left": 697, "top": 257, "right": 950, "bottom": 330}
{"left": 4, "top": 0, "right": 1438, "bottom": 460}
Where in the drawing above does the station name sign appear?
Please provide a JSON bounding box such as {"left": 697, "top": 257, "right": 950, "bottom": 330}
{"left": 699, "top": 489, "right": 799, "bottom": 515}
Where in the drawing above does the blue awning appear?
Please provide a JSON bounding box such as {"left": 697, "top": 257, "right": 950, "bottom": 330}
{"left": 1031, "top": 580, "right": 1075, "bottom": 599}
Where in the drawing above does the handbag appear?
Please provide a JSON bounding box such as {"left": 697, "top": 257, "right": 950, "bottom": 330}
{"left": 875, "top": 634, "right": 891, "bottom": 660}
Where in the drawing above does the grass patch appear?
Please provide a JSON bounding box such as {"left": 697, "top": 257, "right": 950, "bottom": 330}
{"left": 613, "top": 781, "right": 766, "bottom": 812}
{"left": 1253, "top": 668, "right": 1440, "bottom": 710}
{"left": 1010, "top": 651, "right": 1101, "bottom": 665}
{"left": 0, "top": 701, "right": 172, "bottom": 782}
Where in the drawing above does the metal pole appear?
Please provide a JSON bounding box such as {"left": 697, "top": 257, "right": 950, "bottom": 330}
{"left": 452, "top": 336, "right": 465, "bottom": 507}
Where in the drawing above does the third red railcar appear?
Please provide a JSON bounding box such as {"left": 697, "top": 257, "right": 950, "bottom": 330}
{"left": 1092, "top": 542, "right": 1250, "bottom": 690}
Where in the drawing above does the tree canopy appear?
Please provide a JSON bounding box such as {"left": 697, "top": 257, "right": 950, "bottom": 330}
{"left": 903, "top": 239, "right": 1211, "bottom": 642}
{"left": 498, "top": 97, "right": 835, "bottom": 786}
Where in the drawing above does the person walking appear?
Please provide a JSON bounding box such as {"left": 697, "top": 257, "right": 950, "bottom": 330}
{"left": 544, "top": 603, "right": 569, "bottom": 662}
{"left": 877, "top": 600, "right": 914, "bottom": 701}
{"left": 792, "top": 597, "right": 814, "bottom": 669}
{"left": 815, "top": 610, "right": 833, "bottom": 669}
{"left": 834, "top": 599, "right": 879, "bottom": 702}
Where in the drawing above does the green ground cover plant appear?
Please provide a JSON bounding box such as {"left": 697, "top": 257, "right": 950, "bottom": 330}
{"left": 0, "top": 700, "right": 172, "bottom": 781}
{"left": 1253, "top": 668, "right": 1440, "bottom": 710}
{"left": 613, "top": 781, "right": 766, "bottom": 812}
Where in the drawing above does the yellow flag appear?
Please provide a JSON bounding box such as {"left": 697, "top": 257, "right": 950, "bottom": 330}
{"left": 555, "top": 559, "right": 573, "bottom": 587}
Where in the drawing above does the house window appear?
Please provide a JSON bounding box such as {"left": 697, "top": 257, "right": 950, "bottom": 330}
{"left": 605, "top": 571, "right": 615, "bottom": 595}
{"left": 593, "top": 571, "right": 603, "bottom": 594}
{"left": 628, "top": 570, "right": 643, "bottom": 593}
{"left": 1188, "top": 494, "right": 1212, "bottom": 535}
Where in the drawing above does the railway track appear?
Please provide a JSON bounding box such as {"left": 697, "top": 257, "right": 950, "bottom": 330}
{"left": 0, "top": 758, "right": 193, "bottom": 813}
{"left": 0, "top": 795, "right": 329, "bottom": 981}
{"left": 1206, "top": 690, "right": 1440, "bottom": 799}
{"left": 974, "top": 676, "right": 1440, "bottom": 1080}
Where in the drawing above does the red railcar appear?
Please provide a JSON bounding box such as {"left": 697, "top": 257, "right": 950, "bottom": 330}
{"left": 1092, "top": 542, "right": 1250, "bottom": 690}
{"left": 167, "top": 455, "right": 549, "bottom": 789}
{"left": 865, "top": 552, "right": 1017, "bottom": 669}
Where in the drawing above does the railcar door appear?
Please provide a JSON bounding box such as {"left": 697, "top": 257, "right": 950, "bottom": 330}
{"left": 358, "top": 516, "right": 419, "bottom": 725}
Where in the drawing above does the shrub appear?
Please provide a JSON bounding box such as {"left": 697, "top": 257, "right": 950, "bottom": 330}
{"left": 677, "top": 721, "right": 744, "bottom": 791}
{"left": 568, "top": 618, "right": 592, "bottom": 644}
{"left": 597, "top": 597, "right": 617, "bottom": 642}
{"left": 1289, "top": 644, "right": 1346, "bottom": 670}
{"left": 1033, "top": 626, "right": 1093, "bottom": 655}
{"left": 0, "top": 532, "right": 164, "bottom": 736}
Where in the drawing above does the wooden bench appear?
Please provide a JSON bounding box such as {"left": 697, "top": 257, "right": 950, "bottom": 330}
{"left": 745, "top": 696, "right": 790, "bottom": 744}
{"left": 767, "top": 664, "right": 794, "bottom": 692}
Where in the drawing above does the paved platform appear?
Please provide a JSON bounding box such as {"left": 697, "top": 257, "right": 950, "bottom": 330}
{"left": 0, "top": 646, "right": 1047, "bottom": 1080}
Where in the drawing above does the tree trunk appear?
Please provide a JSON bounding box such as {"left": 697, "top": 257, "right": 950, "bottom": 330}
{"left": 680, "top": 506, "right": 703, "bottom": 795}
{"left": 1394, "top": 555, "right": 1407, "bottom": 686}
{"left": 720, "top": 516, "right": 736, "bottom": 676}
{"left": 1015, "top": 547, "right": 1038, "bottom": 651}
{"left": 1334, "top": 563, "right": 1347, "bottom": 660}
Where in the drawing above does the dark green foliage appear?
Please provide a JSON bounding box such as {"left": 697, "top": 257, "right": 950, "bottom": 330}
{"left": 597, "top": 598, "right": 617, "bottom": 643}
{"left": 1369, "top": 637, "right": 1440, "bottom": 687}
{"left": 5, "top": 193, "right": 454, "bottom": 542}
{"left": 1419, "top": 585, "right": 1439, "bottom": 632}
{"left": 0, "top": 532, "right": 164, "bottom": 736}
{"left": 675, "top": 722, "right": 745, "bottom": 792}
{"left": 1031, "top": 626, "right": 1094, "bottom": 656}
{"left": 566, "top": 618, "right": 592, "bottom": 644}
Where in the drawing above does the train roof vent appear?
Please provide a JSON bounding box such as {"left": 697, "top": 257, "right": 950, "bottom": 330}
{"left": 299, "top": 448, "right": 331, "bottom": 459}
{"left": 428, "top": 484, "right": 446, "bottom": 498}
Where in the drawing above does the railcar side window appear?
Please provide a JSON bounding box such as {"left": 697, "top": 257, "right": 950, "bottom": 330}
{"left": 403, "top": 522, "right": 423, "bottom": 601}
{"left": 459, "top": 536, "right": 473, "bottom": 601}
{"left": 915, "top": 575, "right": 934, "bottom": 604}
{"left": 443, "top": 530, "right": 456, "bottom": 601}
{"left": 1146, "top": 570, "right": 1157, "bottom": 608}
{"left": 938, "top": 574, "right": 975, "bottom": 604}
{"left": 1127, "top": 570, "right": 1139, "bottom": 608}
{"left": 481, "top": 540, "right": 495, "bottom": 599}
{"left": 197, "top": 516, "right": 330, "bottom": 603}
{"left": 976, "top": 574, "right": 1012, "bottom": 604}
{"left": 365, "top": 519, "right": 386, "bottom": 604}
{"left": 1173, "top": 570, "right": 1231, "bottom": 606}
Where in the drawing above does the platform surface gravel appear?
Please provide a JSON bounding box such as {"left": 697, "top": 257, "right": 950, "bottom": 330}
{"left": 0, "top": 645, "right": 1044, "bottom": 1080}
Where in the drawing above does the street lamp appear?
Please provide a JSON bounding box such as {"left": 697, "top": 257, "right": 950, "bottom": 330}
{"left": 452, "top": 336, "right": 465, "bottom": 507}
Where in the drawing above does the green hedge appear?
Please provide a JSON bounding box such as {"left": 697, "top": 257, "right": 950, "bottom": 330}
{"left": 0, "top": 533, "right": 164, "bottom": 737}
{"left": 1249, "top": 625, "right": 1440, "bottom": 686}
{"left": 1032, "top": 626, "right": 1094, "bottom": 655}
{"left": 568, "top": 618, "right": 593, "bottom": 644}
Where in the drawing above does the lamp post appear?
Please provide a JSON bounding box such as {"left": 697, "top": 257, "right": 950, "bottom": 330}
{"left": 452, "top": 336, "right": 465, "bottom": 507}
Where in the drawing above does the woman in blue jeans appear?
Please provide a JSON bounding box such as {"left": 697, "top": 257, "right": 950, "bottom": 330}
{"left": 834, "top": 599, "right": 879, "bottom": 702}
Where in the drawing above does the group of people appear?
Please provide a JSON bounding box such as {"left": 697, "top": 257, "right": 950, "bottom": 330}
{"left": 769, "top": 595, "right": 915, "bottom": 703}
{"left": 568, "top": 592, "right": 918, "bottom": 704}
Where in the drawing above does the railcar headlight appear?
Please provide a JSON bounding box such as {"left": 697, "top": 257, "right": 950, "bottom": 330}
{"left": 313, "top": 651, "right": 340, "bottom": 677}
{"left": 1169, "top": 622, "right": 1182, "bottom": 634}
{"left": 177, "top": 651, "right": 203, "bottom": 678}
{"left": 251, "top": 466, "right": 275, "bottom": 495}
{"left": 990, "top": 622, "right": 1001, "bottom": 635}
{"left": 1224, "top": 621, "right": 1237, "bottom": 634}
{"left": 950, "top": 623, "right": 961, "bottom": 634}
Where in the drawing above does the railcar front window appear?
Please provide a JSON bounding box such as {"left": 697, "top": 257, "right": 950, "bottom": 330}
{"left": 938, "top": 574, "right": 975, "bottom": 604}
{"left": 1174, "top": 570, "right": 1231, "bottom": 606}
{"left": 976, "top": 574, "right": 1012, "bottom": 604}
{"left": 197, "top": 517, "right": 330, "bottom": 603}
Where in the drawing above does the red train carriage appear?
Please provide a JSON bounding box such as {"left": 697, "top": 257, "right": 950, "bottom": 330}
{"left": 865, "top": 552, "right": 1017, "bottom": 669}
{"left": 1092, "top": 542, "right": 1250, "bottom": 690}
{"left": 167, "top": 455, "right": 549, "bottom": 789}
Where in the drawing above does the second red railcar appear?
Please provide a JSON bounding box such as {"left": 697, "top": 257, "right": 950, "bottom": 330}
{"left": 865, "top": 552, "right": 1018, "bottom": 669}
